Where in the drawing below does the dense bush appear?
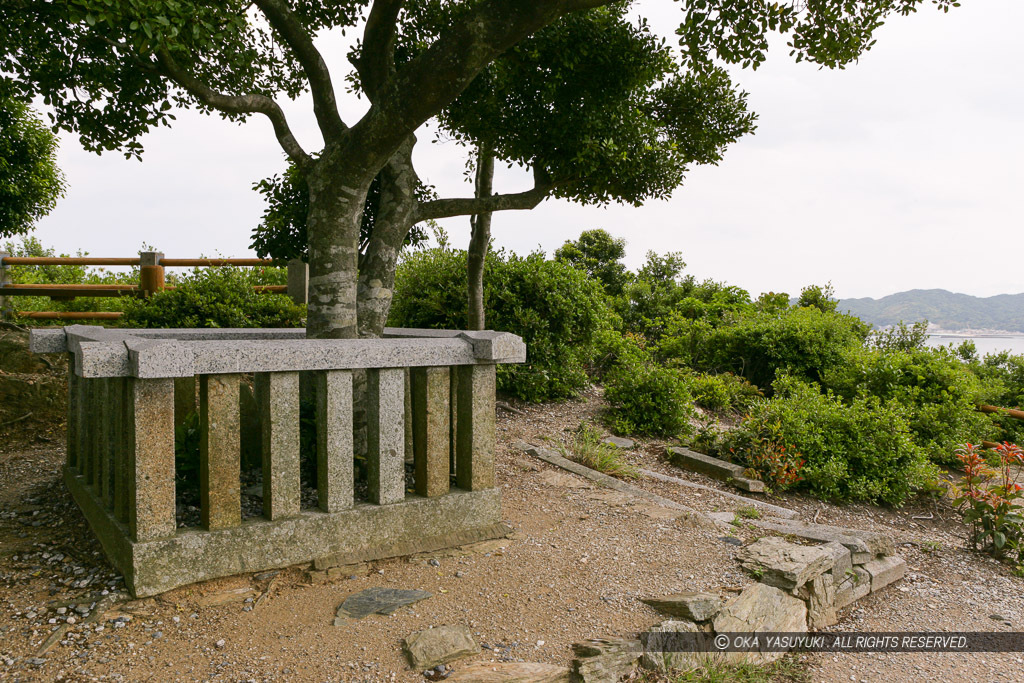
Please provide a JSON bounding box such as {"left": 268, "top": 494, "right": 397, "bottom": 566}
{"left": 389, "top": 246, "right": 612, "bottom": 402}
{"left": 690, "top": 306, "right": 870, "bottom": 391}
{"left": 122, "top": 266, "right": 304, "bottom": 328}
{"left": 719, "top": 376, "right": 935, "bottom": 505}
{"left": 614, "top": 251, "right": 751, "bottom": 340}
{"left": 822, "top": 346, "right": 996, "bottom": 465}
{"left": 604, "top": 361, "right": 695, "bottom": 437}
{"left": 683, "top": 371, "right": 762, "bottom": 412}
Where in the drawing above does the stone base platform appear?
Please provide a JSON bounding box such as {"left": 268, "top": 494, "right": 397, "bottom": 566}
{"left": 66, "top": 468, "right": 504, "bottom": 597}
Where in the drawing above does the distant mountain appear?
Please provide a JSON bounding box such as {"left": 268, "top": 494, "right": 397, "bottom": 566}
{"left": 838, "top": 289, "right": 1024, "bottom": 333}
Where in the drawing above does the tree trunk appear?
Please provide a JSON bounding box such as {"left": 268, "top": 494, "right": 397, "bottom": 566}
{"left": 357, "top": 137, "right": 420, "bottom": 339}
{"left": 304, "top": 157, "right": 370, "bottom": 340}
{"left": 467, "top": 146, "right": 494, "bottom": 331}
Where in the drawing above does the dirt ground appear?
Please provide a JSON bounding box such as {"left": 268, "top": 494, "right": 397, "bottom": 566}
{"left": 1, "top": 379, "right": 1023, "bottom": 683}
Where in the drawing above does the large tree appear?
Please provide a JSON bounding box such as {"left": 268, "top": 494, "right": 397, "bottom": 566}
{"left": 0, "top": 0, "right": 958, "bottom": 339}
{"left": 0, "top": 91, "right": 66, "bottom": 238}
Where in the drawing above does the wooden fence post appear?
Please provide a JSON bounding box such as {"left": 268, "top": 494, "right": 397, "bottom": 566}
{"left": 0, "top": 250, "right": 10, "bottom": 320}
{"left": 139, "top": 251, "right": 165, "bottom": 297}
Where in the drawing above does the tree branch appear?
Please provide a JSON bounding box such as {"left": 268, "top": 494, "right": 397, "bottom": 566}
{"left": 155, "top": 47, "right": 313, "bottom": 171}
{"left": 415, "top": 167, "right": 554, "bottom": 222}
{"left": 347, "top": 0, "right": 616, "bottom": 173}
{"left": 359, "top": 0, "right": 405, "bottom": 100}
{"left": 253, "top": 0, "right": 346, "bottom": 140}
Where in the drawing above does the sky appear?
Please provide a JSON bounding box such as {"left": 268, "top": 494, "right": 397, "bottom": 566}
{"left": 24, "top": 0, "right": 1024, "bottom": 301}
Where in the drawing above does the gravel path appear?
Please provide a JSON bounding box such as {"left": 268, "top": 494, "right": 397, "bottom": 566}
{"left": 0, "top": 386, "right": 1021, "bottom": 682}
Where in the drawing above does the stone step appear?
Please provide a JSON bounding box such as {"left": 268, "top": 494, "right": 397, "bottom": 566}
{"left": 665, "top": 447, "right": 764, "bottom": 493}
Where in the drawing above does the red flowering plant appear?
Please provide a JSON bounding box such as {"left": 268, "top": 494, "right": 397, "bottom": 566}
{"left": 734, "top": 434, "right": 805, "bottom": 493}
{"left": 951, "top": 442, "right": 1024, "bottom": 567}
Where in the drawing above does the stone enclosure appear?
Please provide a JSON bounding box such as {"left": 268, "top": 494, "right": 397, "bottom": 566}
{"left": 31, "top": 325, "right": 525, "bottom": 597}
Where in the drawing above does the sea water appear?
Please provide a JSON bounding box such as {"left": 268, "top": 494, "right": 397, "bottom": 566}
{"left": 926, "top": 334, "right": 1024, "bottom": 357}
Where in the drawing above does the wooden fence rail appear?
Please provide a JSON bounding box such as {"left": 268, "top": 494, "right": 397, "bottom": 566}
{"left": 0, "top": 250, "right": 308, "bottom": 321}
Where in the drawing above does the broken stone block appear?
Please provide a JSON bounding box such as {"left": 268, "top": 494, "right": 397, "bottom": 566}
{"left": 792, "top": 574, "right": 837, "bottom": 629}
{"left": 736, "top": 537, "right": 832, "bottom": 590}
{"left": 746, "top": 518, "right": 894, "bottom": 561}
{"left": 712, "top": 583, "right": 808, "bottom": 665}
{"left": 666, "top": 446, "right": 764, "bottom": 492}
{"left": 570, "top": 637, "right": 640, "bottom": 682}
{"left": 601, "top": 436, "right": 635, "bottom": 449}
{"left": 403, "top": 625, "right": 480, "bottom": 670}
{"left": 640, "top": 620, "right": 712, "bottom": 673}
{"left": 834, "top": 567, "right": 870, "bottom": 609}
{"left": 821, "top": 541, "right": 852, "bottom": 585}
{"left": 448, "top": 662, "right": 571, "bottom": 682}
{"left": 863, "top": 555, "right": 906, "bottom": 593}
{"left": 641, "top": 592, "right": 722, "bottom": 622}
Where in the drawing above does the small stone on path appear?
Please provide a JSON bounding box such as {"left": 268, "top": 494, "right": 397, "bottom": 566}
{"left": 601, "top": 436, "right": 635, "bottom": 449}
{"left": 403, "top": 625, "right": 480, "bottom": 669}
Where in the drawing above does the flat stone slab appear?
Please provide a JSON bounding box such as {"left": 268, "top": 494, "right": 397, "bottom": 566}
{"left": 863, "top": 555, "right": 906, "bottom": 593}
{"left": 665, "top": 447, "right": 764, "bottom": 493}
{"left": 641, "top": 592, "right": 722, "bottom": 622}
{"left": 736, "top": 537, "right": 833, "bottom": 590}
{"left": 601, "top": 436, "right": 635, "bottom": 449}
{"left": 334, "top": 588, "right": 432, "bottom": 622}
{"left": 743, "top": 517, "right": 895, "bottom": 561}
{"left": 403, "top": 625, "right": 480, "bottom": 669}
{"left": 448, "top": 662, "right": 571, "bottom": 682}
{"left": 713, "top": 583, "right": 807, "bottom": 665}
{"left": 638, "top": 468, "right": 800, "bottom": 519}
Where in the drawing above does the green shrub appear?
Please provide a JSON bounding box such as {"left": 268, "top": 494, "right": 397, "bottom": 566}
{"left": 390, "top": 246, "right": 612, "bottom": 402}
{"left": 604, "top": 361, "right": 695, "bottom": 437}
{"left": 719, "top": 375, "right": 935, "bottom": 505}
{"left": 692, "top": 307, "right": 870, "bottom": 392}
{"left": 589, "top": 327, "right": 652, "bottom": 378}
{"left": 122, "top": 266, "right": 304, "bottom": 328}
{"left": 614, "top": 251, "right": 751, "bottom": 341}
{"left": 683, "top": 371, "right": 762, "bottom": 413}
{"left": 822, "top": 346, "right": 996, "bottom": 465}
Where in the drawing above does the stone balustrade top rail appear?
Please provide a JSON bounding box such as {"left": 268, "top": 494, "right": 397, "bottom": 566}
{"left": 30, "top": 326, "right": 527, "bottom": 379}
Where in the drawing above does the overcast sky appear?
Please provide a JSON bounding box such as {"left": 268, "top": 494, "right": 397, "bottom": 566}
{"left": 25, "top": 0, "right": 1024, "bottom": 300}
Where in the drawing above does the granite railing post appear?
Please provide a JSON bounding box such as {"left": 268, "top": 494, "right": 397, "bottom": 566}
{"left": 199, "top": 374, "right": 242, "bottom": 530}
{"left": 455, "top": 364, "right": 496, "bottom": 491}
{"left": 367, "top": 368, "right": 405, "bottom": 505}
{"left": 127, "top": 377, "right": 177, "bottom": 542}
{"left": 256, "top": 371, "right": 301, "bottom": 520}
{"left": 315, "top": 370, "right": 354, "bottom": 512}
{"left": 411, "top": 366, "right": 451, "bottom": 498}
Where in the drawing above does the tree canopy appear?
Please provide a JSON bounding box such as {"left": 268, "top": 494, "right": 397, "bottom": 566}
{"left": 0, "top": 0, "right": 961, "bottom": 338}
{"left": 0, "top": 92, "right": 66, "bottom": 238}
